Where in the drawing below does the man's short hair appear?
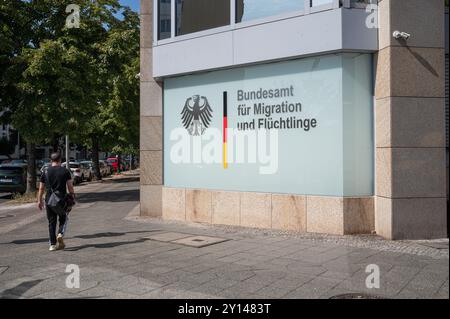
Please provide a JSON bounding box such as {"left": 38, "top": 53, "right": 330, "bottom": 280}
{"left": 50, "top": 152, "right": 62, "bottom": 162}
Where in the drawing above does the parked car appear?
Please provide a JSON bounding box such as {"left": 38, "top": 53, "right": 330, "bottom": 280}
{"left": 9, "top": 159, "right": 27, "bottom": 167}
{"left": 1, "top": 156, "right": 11, "bottom": 165}
{"left": 0, "top": 165, "right": 27, "bottom": 194}
{"left": 98, "top": 160, "right": 110, "bottom": 177}
{"left": 104, "top": 161, "right": 114, "bottom": 176}
{"left": 106, "top": 157, "right": 119, "bottom": 173}
{"left": 80, "top": 161, "right": 94, "bottom": 181}
{"left": 62, "top": 162, "right": 90, "bottom": 184}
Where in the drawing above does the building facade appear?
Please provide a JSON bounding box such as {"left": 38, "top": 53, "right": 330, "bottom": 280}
{"left": 140, "top": 0, "right": 448, "bottom": 239}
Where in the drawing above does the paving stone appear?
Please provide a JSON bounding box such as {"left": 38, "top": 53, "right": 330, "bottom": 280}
{"left": 284, "top": 277, "right": 343, "bottom": 299}
{"left": 320, "top": 270, "right": 357, "bottom": 280}
{"left": 178, "top": 272, "right": 218, "bottom": 285}
{"left": 113, "top": 282, "right": 161, "bottom": 295}
{"left": 286, "top": 262, "right": 328, "bottom": 277}
{"left": 406, "top": 270, "right": 448, "bottom": 293}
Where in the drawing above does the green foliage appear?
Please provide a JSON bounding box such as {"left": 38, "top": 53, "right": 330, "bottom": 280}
{"left": 0, "top": 0, "right": 139, "bottom": 154}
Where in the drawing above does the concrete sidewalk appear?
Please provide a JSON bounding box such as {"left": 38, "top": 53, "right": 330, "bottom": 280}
{"left": 0, "top": 177, "right": 448, "bottom": 299}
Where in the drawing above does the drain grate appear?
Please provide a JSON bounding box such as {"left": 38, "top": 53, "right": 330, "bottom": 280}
{"left": 330, "top": 293, "right": 385, "bottom": 299}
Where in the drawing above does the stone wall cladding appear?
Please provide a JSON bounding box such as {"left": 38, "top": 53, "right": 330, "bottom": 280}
{"left": 162, "top": 187, "right": 374, "bottom": 235}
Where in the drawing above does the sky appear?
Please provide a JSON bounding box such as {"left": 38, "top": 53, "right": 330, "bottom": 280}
{"left": 119, "top": 0, "right": 140, "bottom": 12}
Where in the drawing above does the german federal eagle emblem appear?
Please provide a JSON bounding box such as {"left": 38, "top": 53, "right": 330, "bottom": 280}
{"left": 181, "top": 95, "right": 213, "bottom": 136}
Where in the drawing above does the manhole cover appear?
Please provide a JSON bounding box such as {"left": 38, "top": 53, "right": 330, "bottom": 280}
{"left": 330, "top": 293, "right": 385, "bottom": 299}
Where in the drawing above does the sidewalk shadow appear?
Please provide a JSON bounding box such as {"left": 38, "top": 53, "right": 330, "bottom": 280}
{"left": 63, "top": 237, "right": 151, "bottom": 252}
{"left": 73, "top": 230, "right": 161, "bottom": 239}
{"left": 5, "top": 238, "right": 49, "bottom": 245}
{"left": 102, "top": 177, "right": 140, "bottom": 184}
{"left": 0, "top": 279, "right": 43, "bottom": 299}
{"left": 3, "top": 230, "right": 161, "bottom": 245}
{"left": 75, "top": 189, "right": 139, "bottom": 203}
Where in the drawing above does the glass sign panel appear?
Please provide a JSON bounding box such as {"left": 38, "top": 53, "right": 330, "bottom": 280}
{"left": 163, "top": 54, "right": 374, "bottom": 196}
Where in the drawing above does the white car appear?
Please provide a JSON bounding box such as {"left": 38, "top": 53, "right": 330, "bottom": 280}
{"left": 80, "top": 161, "right": 94, "bottom": 181}
{"left": 62, "top": 162, "right": 90, "bottom": 184}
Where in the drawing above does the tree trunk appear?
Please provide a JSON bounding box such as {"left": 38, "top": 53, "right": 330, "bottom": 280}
{"left": 26, "top": 142, "right": 37, "bottom": 193}
{"left": 92, "top": 136, "right": 101, "bottom": 180}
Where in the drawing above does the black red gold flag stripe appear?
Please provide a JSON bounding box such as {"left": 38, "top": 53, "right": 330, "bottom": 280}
{"left": 223, "top": 91, "right": 228, "bottom": 169}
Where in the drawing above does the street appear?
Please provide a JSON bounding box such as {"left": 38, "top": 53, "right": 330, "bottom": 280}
{"left": 0, "top": 175, "right": 448, "bottom": 299}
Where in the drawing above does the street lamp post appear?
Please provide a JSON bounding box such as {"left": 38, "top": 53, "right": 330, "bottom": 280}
{"left": 65, "top": 135, "right": 69, "bottom": 165}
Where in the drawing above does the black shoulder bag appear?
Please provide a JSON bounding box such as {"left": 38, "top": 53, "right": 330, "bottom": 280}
{"left": 45, "top": 170, "right": 68, "bottom": 215}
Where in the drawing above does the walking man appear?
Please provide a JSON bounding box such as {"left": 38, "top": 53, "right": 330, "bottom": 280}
{"left": 37, "top": 152, "right": 75, "bottom": 251}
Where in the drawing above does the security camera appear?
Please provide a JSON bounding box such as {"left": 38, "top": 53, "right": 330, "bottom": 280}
{"left": 393, "top": 31, "right": 411, "bottom": 40}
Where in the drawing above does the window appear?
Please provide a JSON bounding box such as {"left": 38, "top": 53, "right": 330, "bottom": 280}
{"left": 176, "top": 0, "right": 230, "bottom": 36}
{"left": 157, "top": 0, "right": 343, "bottom": 40}
{"left": 236, "top": 0, "right": 304, "bottom": 23}
{"left": 158, "top": 0, "right": 172, "bottom": 40}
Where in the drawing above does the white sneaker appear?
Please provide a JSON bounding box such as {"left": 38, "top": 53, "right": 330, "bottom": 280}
{"left": 49, "top": 245, "right": 57, "bottom": 251}
{"left": 57, "top": 233, "right": 65, "bottom": 250}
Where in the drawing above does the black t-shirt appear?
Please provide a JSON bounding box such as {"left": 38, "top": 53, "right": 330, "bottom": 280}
{"left": 40, "top": 166, "right": 72, "bottom": 200}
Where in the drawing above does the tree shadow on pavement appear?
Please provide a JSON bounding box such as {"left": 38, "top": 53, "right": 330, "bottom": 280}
{"left": 2, "top": 230, "right": 161, "bottom": 245}
{"left": 63, "top": 237, "right": 151, "bottom": 252}
{"left": 0, "top": 279, "right": 44, "bottom": 299}
{"left": 102, "top": 177, "right": 140, "bottom": 184}
{"left": 6, "top": 238, "right": 49, "bottom": 245}
{"left": 75, "top": 189, "right": 139, "bottom": 203}
{"left": 73, "top": 230, "right": 161, "bottom": 239}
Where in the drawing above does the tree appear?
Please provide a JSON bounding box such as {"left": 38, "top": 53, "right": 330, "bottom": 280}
{"left": 1, "top": 0, "right": 139, "bottom": 189}
{"left": 1, "top": 0, "right": 42, "bottom": 192}
{"left": 73, "top": 5, "right": 140, "bottom": 179}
